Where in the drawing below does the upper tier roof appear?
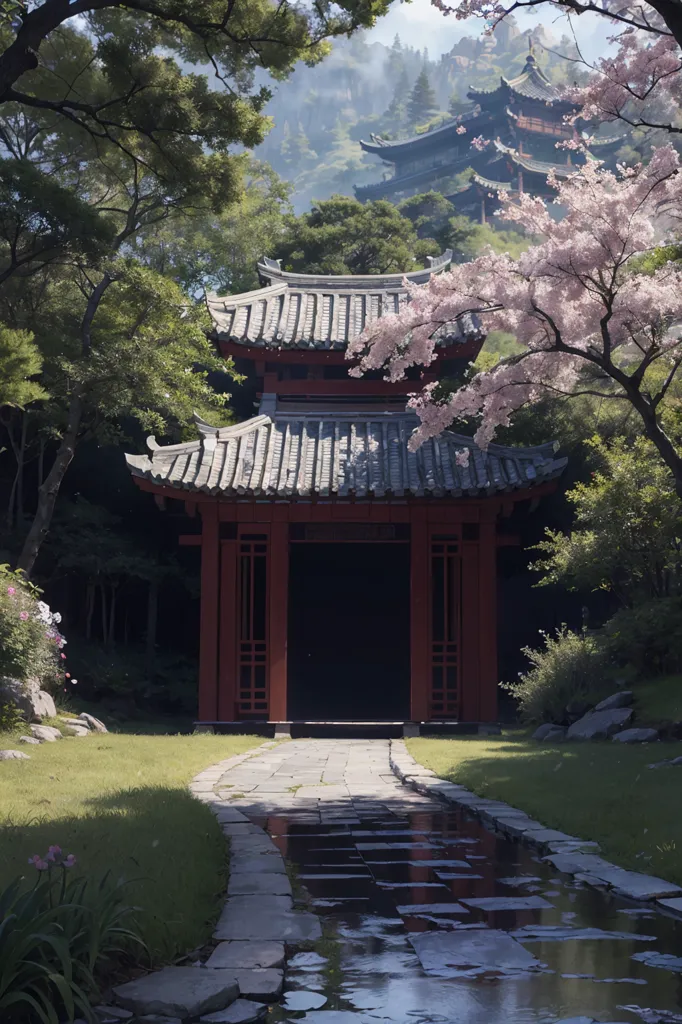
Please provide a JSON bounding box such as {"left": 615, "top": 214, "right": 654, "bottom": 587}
{"left": 126, "top": 410, "right": 567, "bottom": 500}
{"left": 469, "top": 51, "right": 572, "bottom": 108}
{"left": 359, "top": 108, "right": 488, "bottom": 160}
{"left": 206, "top": 251, "right": 479, "bottom": 351}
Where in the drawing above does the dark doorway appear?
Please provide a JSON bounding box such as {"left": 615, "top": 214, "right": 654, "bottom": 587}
{"left": 288, "top": 543, "right": 411, "bottom": 720}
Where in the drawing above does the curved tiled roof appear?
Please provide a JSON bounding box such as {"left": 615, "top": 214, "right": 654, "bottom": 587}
{"left": 469, "top": 53, "right": 572, "bottom": 108}
{"left": 354, "top": 152, "right": 479, "bottom": 201}
{"left": 126, "top": 411, "right": 567, "bottom": 500}
{"left": 495, "top": 140, "right": 579, "bottom": 179}
{"left": 359, "top": 108, "right": 488, "bottom": 160}
{"left": 206, "top": 252, "right": 478, "bottom": 351}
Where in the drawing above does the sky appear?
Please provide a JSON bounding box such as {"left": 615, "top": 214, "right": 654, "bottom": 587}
{"left": 364, "top": 0, "right": 613, "bottom": 64}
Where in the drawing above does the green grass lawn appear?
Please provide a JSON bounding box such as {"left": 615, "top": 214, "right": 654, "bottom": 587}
{"left": 407, "top": 733, "right": 682, "bottom": 886}
{"left": 0, "top": 732, "right": 262, "bottom": 961}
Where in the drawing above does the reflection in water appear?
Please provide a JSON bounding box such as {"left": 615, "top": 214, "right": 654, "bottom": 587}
{"left": 227, "top": 741, "right": 682, "bottom": 1024}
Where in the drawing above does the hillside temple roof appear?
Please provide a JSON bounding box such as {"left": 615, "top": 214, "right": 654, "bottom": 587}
{"left": 205, "top": 251, "right": 480, "bottom": 351}
{"left": 468, "top": 50, "right": 571, "bottom": 108}
{"left": 126, "top": 409, "right": 567, "bottom": 500}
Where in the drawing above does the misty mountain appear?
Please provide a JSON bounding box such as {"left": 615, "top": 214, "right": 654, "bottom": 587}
{"left": 254, "top": 19, "right": 582, "bottom": 213}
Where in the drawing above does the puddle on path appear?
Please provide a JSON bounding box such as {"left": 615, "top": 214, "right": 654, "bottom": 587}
{"left": 228, "top": 741, "right": 682, "bottom": 1024}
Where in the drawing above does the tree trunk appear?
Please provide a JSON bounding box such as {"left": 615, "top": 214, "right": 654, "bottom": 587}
{"left": 85, "top": 579, "right": 95, "bottom": 641}
{"left": 100, "top": 583, "right": 108, "bottom": 644}
{"left": 631, "top": 393, "right": 682, "bottom": 500}
{"left": 108, "top": 583, "right": 117, "bottom": 647}
{"left": 146, "top": 578, "right": 159, "bottom": 674}
{"left": 16, "top": 394, "right": 82, "bottom": 575}
{"left": 16, "top": 411, "right": 27, "bottom": 523}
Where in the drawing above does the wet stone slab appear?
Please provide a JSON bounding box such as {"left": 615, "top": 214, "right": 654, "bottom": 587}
{"left": 205, "top": 739, "right": 682, "bottom": 1024}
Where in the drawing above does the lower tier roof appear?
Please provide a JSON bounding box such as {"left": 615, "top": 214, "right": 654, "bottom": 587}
{"left": 126, "top": 410, "right": 567, "bottom": 500}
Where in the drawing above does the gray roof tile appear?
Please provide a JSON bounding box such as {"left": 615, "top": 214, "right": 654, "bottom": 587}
{"left": 126, "top": 412, "right": 567, "bottom": 500}
{"left": 205, "top": 253, "right": 477, "bottom": 351}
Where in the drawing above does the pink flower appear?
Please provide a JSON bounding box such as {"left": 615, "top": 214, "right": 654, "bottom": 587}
{"left": 28, "top": 855, "right": 49, "bottom": 871}
{"left": 19, "top": 611, "right": 29, "bottom": 621}
{"left": 455, "top": 449, "right": 471, "bottom": 468}
{"left": 60, "top": 653, "right": 66, "bottom": 659}
{"left": 456, "top": 125, "right": 466, "bottom": 135}
{"left": 470, "top": 135, "right": 490, "bottom": 151}
{"left": 45, "top": 845, "right": 62, "bottom": 862}
{"left": 63, "top": 854, "right": 76, "bottom": 869}
{"left": 7, "top": 586, "right": 15, "bottom": 596}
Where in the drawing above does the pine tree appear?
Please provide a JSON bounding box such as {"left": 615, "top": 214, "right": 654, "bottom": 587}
{"left": 382, "top": 67, "right": 410, "bottom": 133}
{"left": 406, "top": 70, "right": 439, "bottom": 126}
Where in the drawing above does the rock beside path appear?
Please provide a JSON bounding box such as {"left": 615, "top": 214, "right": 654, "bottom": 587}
{"left": 0, "top": 676, "right": 56, "bottom": 722}
{"left": 200, "top": 998, "right": 267, "bottom": 1023}
{"left": 612, "top": 727, "right": 659, "bottom": 743}
{"left": 19, "top": 735, "right": 40, "bottom": 744}
{"left": 112, "top": 967, "right": 239, "bottom": 1018}
{"left": 79, "top": 711, "right": 108, "bottom": 732}
{"left": 595, "top": 691, "right": 633, "bottom": 711}
{"left": 566, "top": 707, "right": 633, "bottom": 740}
{"left": 0, "top": 749, "right": 30, "bottom": 760}
{"left": 29, "top": 724, "right": 62, "bottom": 742}
{"left": 532, "top": 723, "right": 566, "bottom": 741}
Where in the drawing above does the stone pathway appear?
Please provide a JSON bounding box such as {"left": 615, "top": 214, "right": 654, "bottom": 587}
{"left": 111, "top": 739, "right": 682, "bottom": 1024}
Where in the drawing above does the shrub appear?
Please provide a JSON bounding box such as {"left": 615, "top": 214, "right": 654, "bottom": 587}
{"left": 0, "top": 565, "right": 65, "bottom": 686}
{"left": 502, "top": 626, "right": 610, "bottom": 724}
{"left": 603, "top": 598, "right": 682, "bottom": 677}
{"left": 0, "top": 846, "right": 144, "bottom": 1024}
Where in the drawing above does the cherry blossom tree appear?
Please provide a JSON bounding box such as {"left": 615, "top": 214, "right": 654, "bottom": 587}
{"left": 432, "top": 0, "right": 681, "bottom": 136}
{"left": 347, "top": 145, "right": 682, "bottom": 494}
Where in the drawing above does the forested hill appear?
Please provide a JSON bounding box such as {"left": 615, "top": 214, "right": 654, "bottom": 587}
{"left": 254, "top": 20, "right": 581, "bottom": 213}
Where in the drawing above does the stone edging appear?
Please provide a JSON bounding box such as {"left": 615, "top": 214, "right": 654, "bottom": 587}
{"left": 388, "top": 738, "right": 682, "bottom": 920}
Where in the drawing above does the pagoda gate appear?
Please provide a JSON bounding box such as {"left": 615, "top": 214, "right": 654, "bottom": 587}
{"left": 126, "top": 252, "right": 566, "bottom": 730}
{"left": 356, "top": 47, "right": 622, "bottom": 213}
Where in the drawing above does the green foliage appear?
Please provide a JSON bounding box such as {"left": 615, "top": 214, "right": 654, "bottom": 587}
{"left": 0, "top": 327, "right": 45, "bottom": 407}
{"left": 278, "top": 194, "right": 438, "bottom": 275}
{"left": 0, "top": 565, "right": 62, "bottom": 685}
{"left": 0, "top": 854, "right": 144, "bottom": 1024}
{"left": 406, "top": 69, "right": 439, "bottom": 127}
{"left": 603, "top": 599, "right": 682, "bottom": 677}
{"left": 68, "top": 640, "right": 200, "bottom": 715}
{"left": 138, "top": 159, "right": 293, "bottom": 297}
{"left": 502, "top": 626, "right": 609, "bottom": 724}
{"left": 533, "top": 437, "right": 682, "bottom": 607}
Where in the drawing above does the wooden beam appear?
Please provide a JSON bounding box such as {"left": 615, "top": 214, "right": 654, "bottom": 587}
{"left": 410, "top": 513, "right": 430, "bottom": 722}
{"left": 268, "top": 521, "right": 289, "bottom": 721}
{"left": 198, "top": 504, "right": 220, "bottom": 721}
{"left": 218, "top": 538, "right": 238, "bottom": 721}
{"left": 478, "top": 520, "right": 498, "bottom": 723}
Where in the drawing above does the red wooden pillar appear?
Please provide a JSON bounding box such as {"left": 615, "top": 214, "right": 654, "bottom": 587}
{"left": 478, "top": 519, "right": 498, "bottom": 722}
{"left": 459, "top": 525, "right": 480, "bottom": 722}
{"left": 268, "top": 520, "right": 289, "bottom": 721}
{"left": 198, "top": 503, "right": 220, "bottom": 721}
{"left": 218, "top": 536, "right": 238, "bottom": 721}
{"left": 410, "top": 512, "right": 429, "bottom": 722}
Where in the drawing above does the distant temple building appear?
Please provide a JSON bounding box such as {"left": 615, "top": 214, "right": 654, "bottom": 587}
{"left": 356, "top": 46, "right": 622, "bottom": 219}
{"left": 126, "top": 253, "right": 566, "bottom": 731}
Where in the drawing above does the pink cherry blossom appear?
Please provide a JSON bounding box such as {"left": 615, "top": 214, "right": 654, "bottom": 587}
{"left": 349, "top": 146, "right": 682, "bottom": 491}
{"left": 456, "top": 124, "right": 467, "bottom": 135}
{"left": 19, "top": 611, "right": 29, "bottom": 621}
{"left": 470, "top": 135, "right": 490, "bottom": 151}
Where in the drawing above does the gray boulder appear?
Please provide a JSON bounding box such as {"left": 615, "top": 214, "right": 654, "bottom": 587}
{"left": 79, "top": 712, "right": 108, "bottom": 733}
{"left": 566, "top": 707, "right": 633, "bottom": 740}
{"left": 0, "top": 749, "right": 31, "bottom": 760}
{"left": 30, "top": 724, "right": 62, "bottom": 742}
{"left": 65, "top": 724, "right": 90, "bottom": 737}
{"left": 19, "top": 735, "right": 41, "bottom": 744}
{"left": 532, "top": 723, "right": 566, "bottom": 742}
{"left": 612, "top": 727, "right": 658, "bottom": 743}
{"left": 0, "top": 676, "right": 56, "bottom": 722}
{"left": 595, "top": 691, "right": 633, "bottom": 712}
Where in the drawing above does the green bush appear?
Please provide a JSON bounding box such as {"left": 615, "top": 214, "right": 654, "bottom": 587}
{"left": 502, "top": 626, "right": 610, "bottom": 724}
{"left": 0, "top": 565, "right": 65, "bottom": 686}
{"left": 603, "top": 598, "right": 682, "bottom": 677}
{"left": 0, "top": 847, "right": 144, "bottom": 1024}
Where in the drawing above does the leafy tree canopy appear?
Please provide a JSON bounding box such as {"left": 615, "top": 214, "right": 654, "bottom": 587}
{"left": 277, "top": 194, "right": 440, "bottom": 275}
